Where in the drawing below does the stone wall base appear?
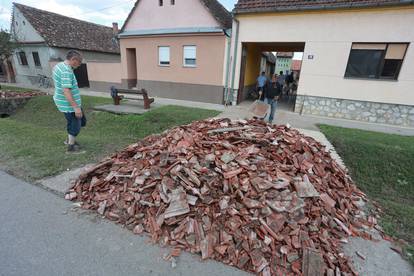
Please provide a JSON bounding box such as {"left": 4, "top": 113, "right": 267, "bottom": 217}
{"left": 294, "top": 95, "right": 414, "bottom": 127}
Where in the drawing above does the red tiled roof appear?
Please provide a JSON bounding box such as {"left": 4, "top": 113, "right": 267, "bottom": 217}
{"left": 234, "top": 0, "right": 414, "bottom": 14}
{"left": 277, "top": 52, "right": 293, "bottom": 58}
{"left": 14, "top": 3, "right": 119, "bottom": 54}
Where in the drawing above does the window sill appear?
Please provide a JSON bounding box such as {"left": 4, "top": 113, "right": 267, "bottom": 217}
{"left": 344, "top": 76, "right": 398, "bottom": 82}
{"left": 183, "top": 65, "right": 197, "bottom": 68}
{"left": 158, "top": 64, "right": 170, "bottom": 67}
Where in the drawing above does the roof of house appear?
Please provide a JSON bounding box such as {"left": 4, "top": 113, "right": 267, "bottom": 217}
{"left": 291, "top": 59, "right": 302, "bottom": 71}
{"left": 234, "top": 0, "right": 414, "bottom": 14}
{"left": 13, "top": 3, "right": 120, "bottom": 54}
{"left": 120, "top": 0, "right": 232, "bottom": 32}
{"left": 277, "top": 52, "right": 293, "bottom": 58}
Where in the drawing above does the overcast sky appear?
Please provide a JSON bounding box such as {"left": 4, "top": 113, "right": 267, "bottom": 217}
{"left": 0, "top": 0, "right": 238, "bottom": 30}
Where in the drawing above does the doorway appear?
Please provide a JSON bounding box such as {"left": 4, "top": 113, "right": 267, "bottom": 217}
{"left": 74, "top": 64, "right": 90, "bottom": 88}
{"left": 126, "top": 48, "right": 137, "bottom": 88}
{"left": 237, "top": 42, "right": 305, "bottom": 111}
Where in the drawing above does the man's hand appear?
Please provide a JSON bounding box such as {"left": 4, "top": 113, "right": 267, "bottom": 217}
{"left": 74, "top": 107, "right": 83, "bottom": 119}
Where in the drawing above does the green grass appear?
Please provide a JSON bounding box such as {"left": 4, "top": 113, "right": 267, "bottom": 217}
{"left": 319, "top": 125, "right": 414, "bottom": 265}
{"left": 0, "top": 85, "right": 36, "bottom": 92}
{"left": 0, "top": 95, "right": 220, "bottom": 181}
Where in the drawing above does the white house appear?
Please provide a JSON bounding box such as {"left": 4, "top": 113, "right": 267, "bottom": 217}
{"left": 228, "top": 0, "right": 414, "bottom": 127}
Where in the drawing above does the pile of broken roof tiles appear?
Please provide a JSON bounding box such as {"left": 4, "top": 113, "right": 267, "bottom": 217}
{"left": 67, "top": 119, "right": 381, "bottom": 275}
{"left": 0, "top": 90, "right": 45, "bottom": 98}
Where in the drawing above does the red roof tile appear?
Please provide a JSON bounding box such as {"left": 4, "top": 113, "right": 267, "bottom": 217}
{"left": 14, "top": 3, "right": 119, "bottom": 54}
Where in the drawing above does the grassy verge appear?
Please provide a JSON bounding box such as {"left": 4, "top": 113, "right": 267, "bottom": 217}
{"left": 319, "top": 125, "right": 414, "bottom": 265}
{"left": 0, "top": 85, "right": 36, "bottom": 92}
{"left": 0, "top": 95, "right": 220, "bottom": 181}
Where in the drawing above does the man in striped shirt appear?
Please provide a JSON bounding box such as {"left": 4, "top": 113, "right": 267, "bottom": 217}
{"left": 53, "top": 50, "right": 86, "bottom": 153}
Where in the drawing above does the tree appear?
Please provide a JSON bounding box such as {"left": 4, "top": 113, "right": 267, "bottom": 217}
{"left": 0, "top": 29, "right": 17, "bottom": 62}
{"left": 0, "top": 29, "right": 18, "bottom": 82}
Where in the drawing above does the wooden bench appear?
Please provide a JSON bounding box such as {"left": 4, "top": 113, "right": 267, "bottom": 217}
{"left": 111, "top": 88, "right": 154, "bottom": 110}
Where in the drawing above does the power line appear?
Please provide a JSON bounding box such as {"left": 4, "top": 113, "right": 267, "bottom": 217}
{"left": 70, "top": 0, "right": 135, "bottom": 17}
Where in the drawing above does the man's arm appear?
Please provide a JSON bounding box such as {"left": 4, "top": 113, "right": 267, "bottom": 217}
{"left": 63, "top": 88, "right": 82, "bottom": 118}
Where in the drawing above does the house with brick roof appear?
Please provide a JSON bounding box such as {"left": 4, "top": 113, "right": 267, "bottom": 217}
{"left": 117, "top": 0, "right": 232, "bottom": 104}
{"left": 10, "top": 3, "right": 120, "bottom": 88}
{"left": 227, "top": 0, "right": 414, "bottom": 127}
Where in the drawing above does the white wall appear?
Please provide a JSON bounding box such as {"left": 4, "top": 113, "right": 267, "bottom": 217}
{"left": 123, "top": 0, "right": 220, "bottom": 31}
{"left": 50, "top": 48, "right": 121, "bottom": 63}
{"left": 13, "top": 45, "right": 53, "bottom": 85}
{"left": 12, "top": 8, "right": 44, "bottom": 42}
{"left": 233, "top": 7, "right": 414, "bottom": 105}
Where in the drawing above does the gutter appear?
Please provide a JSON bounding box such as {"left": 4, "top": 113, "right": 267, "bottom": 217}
{"left": 223, "top": 28, "right": 232, "bottom": 105}
{"left": 233, "top": 1, "right": 414, "bottom": 15}
{"left": 227, "top": 18, "right": 239, "bottom": 106}
{"left": 118, "top": 27, "right": 224, "bottom": 38}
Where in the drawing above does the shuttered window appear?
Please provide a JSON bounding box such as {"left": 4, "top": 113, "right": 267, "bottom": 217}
{"left": 158, "top": 46, "right": 170, "bottom": 66}
{"left": 183, "top": 46, "right": 196, "bottom": 67}
{"left": 345, "top": 43, "right": 408, "bottom": 80}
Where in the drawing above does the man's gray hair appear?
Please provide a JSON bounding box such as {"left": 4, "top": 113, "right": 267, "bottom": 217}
{"left": 66, "top": 50, "right": 82, "bottom": 61}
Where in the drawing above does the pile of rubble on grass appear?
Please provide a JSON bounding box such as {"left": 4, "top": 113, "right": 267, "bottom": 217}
{"left": 0, "top": 90, "right": 44, "bottom": 98}
{"left": 66, "top": 118, "right": 382, "bottom": 275}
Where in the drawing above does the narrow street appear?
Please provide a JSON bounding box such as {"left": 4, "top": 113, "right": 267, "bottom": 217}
{"left": 0, "top": 171, "right": 246, "bottom": 276}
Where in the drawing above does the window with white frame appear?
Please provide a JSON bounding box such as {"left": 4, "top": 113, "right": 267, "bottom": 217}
{"left": 183, "top": 46, "right": 196, "bottom": 67}
{"left": 345, "top": 43, "right": 409, "bottom": 80}
{"left": 158, "top": 46, "right": 170, "bottom": 66}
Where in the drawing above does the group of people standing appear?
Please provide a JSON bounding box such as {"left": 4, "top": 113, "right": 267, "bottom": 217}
{"left": 256, "top": 70, "right": 295, "bottom": 124}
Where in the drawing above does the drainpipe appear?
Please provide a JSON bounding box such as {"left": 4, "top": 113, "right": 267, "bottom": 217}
{"left": 228, "top": 18, "right": 240, "bottom": 106}
{"left": 223, "top": 28, "right": 232, "bottom": 105}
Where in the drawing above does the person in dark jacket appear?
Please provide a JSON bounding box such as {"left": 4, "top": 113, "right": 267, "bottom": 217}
{"left": 261, "top": 74, "right": 281, "bottom": 124}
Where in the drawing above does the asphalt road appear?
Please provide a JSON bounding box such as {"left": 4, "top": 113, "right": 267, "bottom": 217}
{"left": 0, "top": 171, "right": 248, "bottom": 276}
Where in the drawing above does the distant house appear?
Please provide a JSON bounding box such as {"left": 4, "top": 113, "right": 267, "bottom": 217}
{"left": 275, "top": 52, "right": 293, "bottom": 74}
{"left": 260, "top": 52, "right": 276, "bottom": 76}
{"left": 118, "top": 0, "right": 232, "bottom": 104}
{"left": 11, "top": 3, "right": 120, "bottom": 89}
{"left": 291, "top": 60, "right": 302, "bottom": 74}
{"left": 229, "top": 0, "right": 414, "bottom": 127}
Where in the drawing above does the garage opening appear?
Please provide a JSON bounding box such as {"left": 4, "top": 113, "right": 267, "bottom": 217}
{"left": 74, "top": 63, "right": 90, "bottom": 88}
{"left": 237, "top": 42, "right": 305, "bottom": 111}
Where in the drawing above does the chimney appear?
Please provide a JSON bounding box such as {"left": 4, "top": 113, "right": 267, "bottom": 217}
{"left": 112, "top": 22, "right": 119, "bottom": 35}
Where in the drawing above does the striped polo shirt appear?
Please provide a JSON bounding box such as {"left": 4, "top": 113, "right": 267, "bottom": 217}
{"left": 52, "top": 62, "right": 81, "bottom": 113}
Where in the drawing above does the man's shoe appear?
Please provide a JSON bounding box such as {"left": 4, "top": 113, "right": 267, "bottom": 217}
{"left": 67, "top": 144, "right": 83, "bottom": 153}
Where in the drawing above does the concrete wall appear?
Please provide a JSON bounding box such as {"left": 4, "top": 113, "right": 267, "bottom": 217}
{"left": 12, "top": 7, "right": 44, "bottom": 42}
{"left": 13, "top": 44, "right": 53, "bottom": 85}
{"left": 15, "top": 46, "right": 120, "bottom": 88}
{"left": 232, "top": 7, "right": 414, "bottom": 106}
{"left": 123, "top": 0, "right": 220, "bottom": 31}
{"left": 87, "top": 61, "right": 122, "bottom": 92}
{"left": 244, "top": 44, "right": 261, "bottom": 86}
{"left": 49, "top": 48, "right": 121, "bottom": 63}
{"left": 120, "top": 34, "right": 227, "bottom": 103}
